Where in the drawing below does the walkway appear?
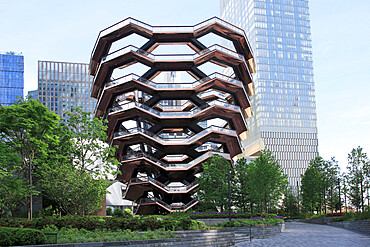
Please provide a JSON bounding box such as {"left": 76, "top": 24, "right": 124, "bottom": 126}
{"left": 236, "top": 222, "right": 370, "bottom": 247}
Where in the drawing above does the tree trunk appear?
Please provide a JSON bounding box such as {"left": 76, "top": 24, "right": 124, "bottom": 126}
{"left": 360, "top": 176, "right": 364, "bottom": 212}
{"left": 29, "top": 162, "right": 33, "bottom": 220}
{"left": 324, "top": 190, "right": 327, "bottom": 214}
{"left": 344, "top": 181, "right": 347, "bottom": 212}
{"left": 338, "top": 179, "right": 341, "bottom": 213}
{"left": 264, "top": 194, "right": 267, "bottom": 217}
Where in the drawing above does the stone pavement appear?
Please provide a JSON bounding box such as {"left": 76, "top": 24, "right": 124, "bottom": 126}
{"left": 236, "top": 222, "right": 370, "bottom": 247}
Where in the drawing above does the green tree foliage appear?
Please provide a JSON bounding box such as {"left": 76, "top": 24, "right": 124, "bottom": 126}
{"left": 38, "top": 163, "right": 107, "bottom": 215}
{"left": 38, "top": 108, "right": 120, "bottom": 215}
{"left": 234, "top": 158, "right": 251, "bottom": 213}
{"left": 281, "top": 187, "right": 299, "bottom": 218}
{"left": 201, "top": 151, "right": 287, "bottom": 214}
{"left": 0, "top": 98, "right": 60, "bottom": 219}
{"left": 301, "top": 156, "right": 340, "bottom": 213}
{"left": 346, "top": 146, "right": 370, "bottom": 211}
{"left": 301, "top": 160, "right": 323, "bottom": 212}
{"left": 196, "top": 154, "right": 233, "bottom": 212}
{"left": 0, "top": 142, "right": 29, "bottom": 217}
{"left": 64, "top": 107, "right": 120, "bottom": 178}
{"left": 246, "top": 150, "right": 287, "bottom": 215}
{"left": 0, "top": 100, "right": 120, "bottom": 217}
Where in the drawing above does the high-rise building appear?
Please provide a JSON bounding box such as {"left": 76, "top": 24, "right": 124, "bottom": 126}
{"left": 221, "top": 0, "right": 319, "bottom": 188}
{"left": 0, "top": 52, "right": 24, "bottom": 106}
{"left": 28, "top": 90, "right": 38, "bottom": 100}
{"left": 35, "top": 61, "right": 96, "bottom": 120}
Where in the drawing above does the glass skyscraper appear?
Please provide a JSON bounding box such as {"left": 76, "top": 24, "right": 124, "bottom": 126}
{"left": 221, "top": 0, "right": 318, "bottom": 188}
{"left": 0, "top": 52, "right": 24, "bottom": 106}
{"left": 35, "top": 61, "right": 96, "bottom": 120}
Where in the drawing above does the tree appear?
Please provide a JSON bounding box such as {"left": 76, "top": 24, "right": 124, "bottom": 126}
{"left": 301, "top": 159, "right": 323, "bottom": 213}
{"left": 0, "top": 98, "right": 60, "bottom": 219}
{"left": 38, "top": 161, "right": 107, "bottom": 215}
{"left": 38, "top": 108, "right": 120, "bottom": 215}
{"left": 197, "top": 154, "right": 233, "bottom": 212}
{"left": 347, "top": 146, "right": 370, "bottom": 211}
{"left": 341, "top": 174, "right": 350, "bottom": 212}
{"left": 64, "top": 107, "right": 120, "bottom": 178}
{"left": 281, "top": 187, "right": 299, "bottom": 218}
{"left": 234, "top": 158, "right": 252, "bottom": 213}
{"left": 301, "top": 156, "right": 340, "bottom": 214}
{"left": 0, "top": 142, "right": 29, "bottom": 217}
{"left": 247, "top": 150, "right": 287, "bottom": 215}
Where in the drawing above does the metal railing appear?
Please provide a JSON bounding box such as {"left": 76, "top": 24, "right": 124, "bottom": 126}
{"left": 104, "top": 72, "right": 243, "bottom": 90}
{"left": 109, "top": 99, "right": 241, "bottom": 117}
{"left": 129, "top": 176, "right": 198, "bottom": 192}
{"left": 136, "top": 197, "right": 198, "bottom": 212}
{"left": 121, "top": 150, "right": 230, "bottom": 169}
{"left": 92, "top": 17, "right": 252, "bottom": 57}
{"left": 102, "top": 44, "right": 244, "bottom": 64}
{"left": 113, "top": 125, "right": 237, "bottom": 144}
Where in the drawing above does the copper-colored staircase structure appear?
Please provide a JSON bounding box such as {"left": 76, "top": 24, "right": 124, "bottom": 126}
{"left": 89, "top": 17, "right": 254, "bottom": 215}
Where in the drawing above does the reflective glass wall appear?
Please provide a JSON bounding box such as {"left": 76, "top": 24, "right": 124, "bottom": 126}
{"left": 37, "top": 61, "right": 96, "bottom": 121}
{"left": 0, "top": 53, "right": 24, "bottom": 105}
{"left": 221, "top": 0, "right": 318, "bottom": 188}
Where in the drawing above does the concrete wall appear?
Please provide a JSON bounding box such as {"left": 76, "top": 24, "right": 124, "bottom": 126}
{"left": 304, "top": 217, "right": 339, "bottom": 225}
{"left": 25, "top": 224, "right": 285, "bottom": 247}
{"left": 328, "top": 220, "right": 370, "bottom": 235}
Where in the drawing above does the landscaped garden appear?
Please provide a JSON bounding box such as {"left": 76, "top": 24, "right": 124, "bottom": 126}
{"left": 0, "top": 213, "right": 203, "bottom": 245}
{"left": 1, "top": 99, "right": 368, "bottom": 245}
{"left": 0, "top": 212, "right": 287, "bottom": 245}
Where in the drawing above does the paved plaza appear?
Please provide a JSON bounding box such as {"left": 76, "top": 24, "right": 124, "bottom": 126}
{"left": 237, "top": 222, "right": 370, "bottom": 247}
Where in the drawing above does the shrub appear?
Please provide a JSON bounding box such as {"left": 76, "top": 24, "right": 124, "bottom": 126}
{"left": 217, "top": 216, "right": 284, "bottom": 228}
{"left": 41, "top": 224, "right": 59, "bottom": 233}
{"left": 326, "top": 212, "right": 343, "bottom": 217}
{"left": 222, "top": 220, "right": 242, "bottom": 227}
{"left": 187, "top": 211, "right": 275, "bottom": 219}
{"left": 331, "top": 211, "right": 370, "bottom": 222}
{"left": 123, "top": 208, "right": 133, "bottom": 218}
{"left": 138, "top": 216, "right": 162, "bottom": 230}
{"left": 0, "top": 214, "right": 216, "bottom": 233}
{"left": 190, "top": 220, "right": 206, "bottom": 230}
{"left": 0, "top": 227, "right": 46, "bottom": 246}
{"left": 106, "top": 207, "right": 113, "bottom": 216}
{"left": 112, "top": 208, "right": 125, "bottom": 217}
{"left": 56, "top": 228, "right": 177, "bottom": 244}
{"left": 0, "top": 218, "right": 34, "bottom": 228}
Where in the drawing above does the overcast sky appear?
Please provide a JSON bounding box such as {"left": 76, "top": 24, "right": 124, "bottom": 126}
{"left": 1, "top": 0, "right": 369, "bottom": 170}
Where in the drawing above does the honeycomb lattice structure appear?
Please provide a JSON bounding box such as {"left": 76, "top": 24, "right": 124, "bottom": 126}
{"left": 90, "top": 17, "right": 254, "bottom": 214}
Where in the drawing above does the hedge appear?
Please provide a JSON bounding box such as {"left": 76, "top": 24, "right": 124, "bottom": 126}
{"left": 0, "top": 227, "right": 46, "bottom": 246}
{"left": 0, "top": 215, "right": 204, "bottom": 232}
{"left": 187, "top": 212, "right": 280, "bottom": 219}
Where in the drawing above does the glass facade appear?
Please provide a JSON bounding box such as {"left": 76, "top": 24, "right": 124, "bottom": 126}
{"left": 36, "top": 61, "right": 96, "bottom": 121}
{"left": 27, "top": 90, "right": 38, "bottom": 100}
{"left": 0, "top": 53, "right": 24, "bottom": 106}
{"left": 221, "top": 0, "right": 318, "bottom": 188}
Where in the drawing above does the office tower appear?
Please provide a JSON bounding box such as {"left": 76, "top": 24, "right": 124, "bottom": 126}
{"left": 28, "top": 90, "right": 38, "bottom": 100}
{"left": 89, "top": 17, "right": 254, "bottom": 214}
{"left": 36, "top": 61, "right": 96, "bottom": 120}
{"left": 221, "top": 0, "right": 319, "bottom": 188}
{"left": 0, "top": 52, "right": 24, "bottom": 106}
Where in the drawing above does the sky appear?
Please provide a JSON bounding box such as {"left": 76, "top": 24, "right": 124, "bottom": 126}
{"left": 0, "top": 0, "right": 369, "bottom": 171}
